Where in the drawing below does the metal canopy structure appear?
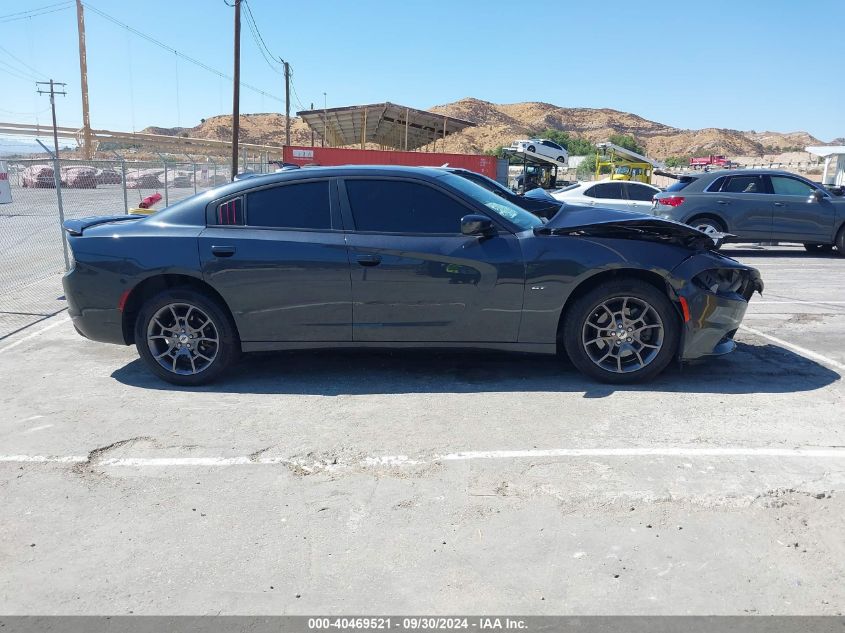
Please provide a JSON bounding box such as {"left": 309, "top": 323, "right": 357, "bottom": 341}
{"left": 296, "top": 102, "right": 476, "bottom": 151}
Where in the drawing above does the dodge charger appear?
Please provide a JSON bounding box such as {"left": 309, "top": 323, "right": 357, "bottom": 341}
{"left": 62, "top": 166, "right": 763, "bottom": 385}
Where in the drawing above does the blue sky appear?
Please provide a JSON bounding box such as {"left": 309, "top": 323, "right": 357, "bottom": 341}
{"left": 1, "top": 0, "right": 842, "bottom": 141}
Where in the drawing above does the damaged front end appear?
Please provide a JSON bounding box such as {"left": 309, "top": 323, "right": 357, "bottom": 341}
{"left": 534, "top": 206, "right": 764, "bottom": 361}
{"left": 671, "top": 252, "right": 763, "bottom": 360}
{"left": 536, "top": 206, "right": 719, "bottom": 251}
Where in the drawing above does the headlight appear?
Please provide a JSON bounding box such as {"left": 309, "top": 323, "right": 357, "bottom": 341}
{"left": 693, "top": 268, "right": 744, "bottom": 296}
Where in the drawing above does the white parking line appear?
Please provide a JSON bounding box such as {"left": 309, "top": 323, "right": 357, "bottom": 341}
{"left": 739, "top": 324, "right": 845, "bottom": 374}
{"left": 3, "top": 447, "right": 845, "bottom": 471}
{"left": 0, "top": 316, "right": 70, "bottom": 355}
{"left": 750, "top": 300, "right": 845, "bottom": 305}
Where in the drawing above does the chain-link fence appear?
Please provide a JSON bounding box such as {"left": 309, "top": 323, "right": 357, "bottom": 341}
{"left": 0, "top": 151, "right": 270, "bottom": 340}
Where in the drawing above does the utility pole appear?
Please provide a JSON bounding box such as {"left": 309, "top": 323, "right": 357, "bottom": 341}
{"left": 37, "top": 79, "right": 70, "bottom": 271}
{"left": 310, "top": 102, "right": 314, "bottom": 147}
{"left": 231, "top": 0, "right": 241, "bottom": 180}
{"left": 283, "top": 60, "right": 291, "bottom": 147}
{"left": 75, "top": 0, "right": 92, "bottom": 160}
{"left": 322, "top": 92, "right": 327, "bottom": 148}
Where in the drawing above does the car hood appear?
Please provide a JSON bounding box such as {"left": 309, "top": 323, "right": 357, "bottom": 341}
{"left": 535, "top": 206, "right": 716, "bottom": 250}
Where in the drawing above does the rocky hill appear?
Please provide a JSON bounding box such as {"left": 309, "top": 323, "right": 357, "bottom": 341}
{"left": 142, "top": 98, "right": 825, "bottom": 160}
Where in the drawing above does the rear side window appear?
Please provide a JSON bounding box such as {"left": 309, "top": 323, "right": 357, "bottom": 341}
{"left": 719, "top": 175, "right": 764, "bottom": 194}
{"left": 345, "top": 179, "right": 470, "bottom": 234}
{"left": 216, "top": 197, "right": 244, "bottom": 225}
{"left": 584, "top": 182, "right": 624, "bottom": 199}
{"left": 665, "top": 177, "right": 696, "bottom": 192}
{"left": 246, "top": 181, "right": 331, "bottom": 229}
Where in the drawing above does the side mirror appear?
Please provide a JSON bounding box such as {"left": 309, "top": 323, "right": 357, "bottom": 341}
{"left": 461, "top": 214, "right": 495, "bottom": 237}
{"left": 809, "top": 189, "right": 824, "bottom": 203}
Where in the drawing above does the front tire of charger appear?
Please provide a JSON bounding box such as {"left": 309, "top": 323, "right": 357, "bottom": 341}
{"left": 563, "top": 280, "right": 680, "bottom": 384}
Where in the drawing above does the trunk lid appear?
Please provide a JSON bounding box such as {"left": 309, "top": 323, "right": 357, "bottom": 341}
{"left": 63, "top": 214, "right": 145, "bottom": 236}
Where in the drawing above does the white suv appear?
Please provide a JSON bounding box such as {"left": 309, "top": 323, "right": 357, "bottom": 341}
{"left": 511, "top": 139, "right": 569, "bottom": 164}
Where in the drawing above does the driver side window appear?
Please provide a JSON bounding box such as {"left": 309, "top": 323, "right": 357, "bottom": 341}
{"left": 770, "top": 176, "right": 817, "bottom": 197}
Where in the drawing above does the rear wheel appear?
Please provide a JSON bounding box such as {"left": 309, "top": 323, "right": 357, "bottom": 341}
{"left": 563, "top": 280, "right": 680, "bottom": 384}
{"left": 688, "top": 216, "right": 726, "bottom": 249}
{"left": 836, "top": 226, "right": 845, "bottom": 257}
{"left": 527, "top": 145, "right": 536, "bottom": 153}
{"left": 135, "top": 289, "right": 238, "bottom": 386}
{"left": 557, "top": 155, "right": 566, "bottom": 163}
{"left": 804, "top": 243, "right": 833, "bottom": 253}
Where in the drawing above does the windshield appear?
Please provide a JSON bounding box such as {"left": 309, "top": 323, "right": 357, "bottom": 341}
{"left": 438, "top": 173, "right": 544, "bottom": 231}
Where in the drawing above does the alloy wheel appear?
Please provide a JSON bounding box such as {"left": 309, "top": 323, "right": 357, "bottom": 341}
{"left": 581, "top": 296, "right": 665, "bottom": 374}
{"left": 146, "top": 302, "right": 219, "bottom": 375}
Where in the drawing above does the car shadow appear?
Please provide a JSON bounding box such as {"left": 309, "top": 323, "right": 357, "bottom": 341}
{"left": 111, "top": 341, "right": 840, "bottom": 397}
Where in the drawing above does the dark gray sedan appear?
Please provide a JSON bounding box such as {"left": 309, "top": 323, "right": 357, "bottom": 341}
{"left": 652, "top": 169, "right": 845, "bottom": 254}
{"left": 62, "top": 166, "right": 762, "bottom": 386}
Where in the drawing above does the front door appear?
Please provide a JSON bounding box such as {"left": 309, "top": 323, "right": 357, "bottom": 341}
{"left": 767, "top": 175, "right": 836, "bottom": 241}
{"left": 340, "top": 177, "right": 525, "bottom": 343}
{"left": 199, "top": 179, "right": 352, "bottom": 342}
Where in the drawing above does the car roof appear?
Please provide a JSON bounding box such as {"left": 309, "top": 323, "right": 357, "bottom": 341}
{"left": 677, "top": 168, "right": 810, "bottom": 180}
{"left": 210, "top": 165, "right": 453, "bottom": 197}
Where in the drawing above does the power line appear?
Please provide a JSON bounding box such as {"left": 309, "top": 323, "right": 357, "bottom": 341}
{"left": 242, "top": 0, "right": 283, "bottom": 73}
{"left": 289, "top": 72, "right": 306, "bottom": 111}
{"left": 80, "top": 1, "right": 283, "bottom": 103}
{"left": 0, "top": 44, "right": 47, "bottom": 79}
{"left": 0, "top": 2, "right": 72, "bottom": 23}
{"left": 0, "top": 1, "right": 71, "bottom": 20}
{"left": 0, "top": 60, "right": 36, "bottom": 82}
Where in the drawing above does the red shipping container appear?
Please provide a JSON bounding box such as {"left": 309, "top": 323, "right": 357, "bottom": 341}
{"left": 282, "top": 146, "right": 497, "bottom": 180}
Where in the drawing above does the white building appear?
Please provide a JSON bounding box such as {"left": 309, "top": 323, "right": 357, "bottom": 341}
{"left": 806, "top": 145, "right": 845, "bottom": 186}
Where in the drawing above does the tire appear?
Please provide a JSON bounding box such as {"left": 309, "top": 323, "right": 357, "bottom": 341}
{"left": 134, "top": 288, "right": 239, "bottom": 386}
{"left": 688, "top": 216, "right": 726, "bottom": 249}
{"left": 557, "top": 156, "right": 566, "bottom": 163}
{"left": 804, "top": 243, "right": 833, "bottom": 253}
{"left": 562, "top": 280, "right": 680, "bottom": 384}
{"left": 836, "top": 226, "right": 845, "bottom": 257}
{"left": 527, "top": 145, "right": 536, "bottom": 153}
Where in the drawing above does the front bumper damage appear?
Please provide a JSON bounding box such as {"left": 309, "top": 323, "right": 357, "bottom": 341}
{"left": 671, "top": 253, "right": 763, "bottom": 361}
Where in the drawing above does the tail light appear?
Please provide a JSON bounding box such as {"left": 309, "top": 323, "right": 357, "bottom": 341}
{"left": 656, "top": 196, "right": 685, "bottom": 207}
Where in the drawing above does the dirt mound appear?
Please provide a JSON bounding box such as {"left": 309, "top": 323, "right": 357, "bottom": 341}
{"left": 140, "top": 99, "right": 824, "bottom": 160}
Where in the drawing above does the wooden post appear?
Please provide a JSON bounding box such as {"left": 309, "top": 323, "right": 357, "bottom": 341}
{"left": 75, "top": 0, "right": 92, "bottom": 160}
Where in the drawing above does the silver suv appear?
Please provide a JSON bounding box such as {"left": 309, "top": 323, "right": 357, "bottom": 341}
{"left": 652, "top": 169, "right": 845, "bottom": 254}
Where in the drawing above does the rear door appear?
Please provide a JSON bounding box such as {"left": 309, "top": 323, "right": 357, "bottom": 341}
{"left": 340, "top": 177, "right": 525, "bottom": 343}
{"left": 624, "top": 182, "right": 658, "bottom": 213}
{"left": 582, "top": 182, "right": 629, "bottom": 211}
{"left": 198, "top": 178, "right": 352, "bottom": 342}
{"left": 766, "top": 175, "right": 835, "bottom": 241}
{"left": 705, "top": 174, "right": 773, "bottom": 240}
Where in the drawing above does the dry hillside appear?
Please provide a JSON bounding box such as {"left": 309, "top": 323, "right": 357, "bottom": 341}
{"left": 141, "top": 98, "right": 825, "bottom": 160}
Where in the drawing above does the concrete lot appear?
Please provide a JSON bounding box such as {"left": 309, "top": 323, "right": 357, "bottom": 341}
{"left": 0, "top": 246, "right": 843, "bottom": 615}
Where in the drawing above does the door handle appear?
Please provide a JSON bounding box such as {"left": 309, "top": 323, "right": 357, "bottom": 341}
{"left": 773, "top": 202, "right": 786, "bottom": 207}
{"left": 716, "top": 200, "right": 730, "bottom": 205}
{"left": 211, "top": 245, "right": 236, "bottom": 257}
{"left": 356, "top": 254, "right": 382, "bottom": 267}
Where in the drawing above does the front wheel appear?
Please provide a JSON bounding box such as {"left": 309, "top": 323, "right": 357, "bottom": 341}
{"left": 557, "top": 156, "right": 566, "bottom": 163}
{"left": 135, "top": 288, "right": 239, "bottom": 386}
{"left": 563, "top": 280, "right": 680, "bottom": 384}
